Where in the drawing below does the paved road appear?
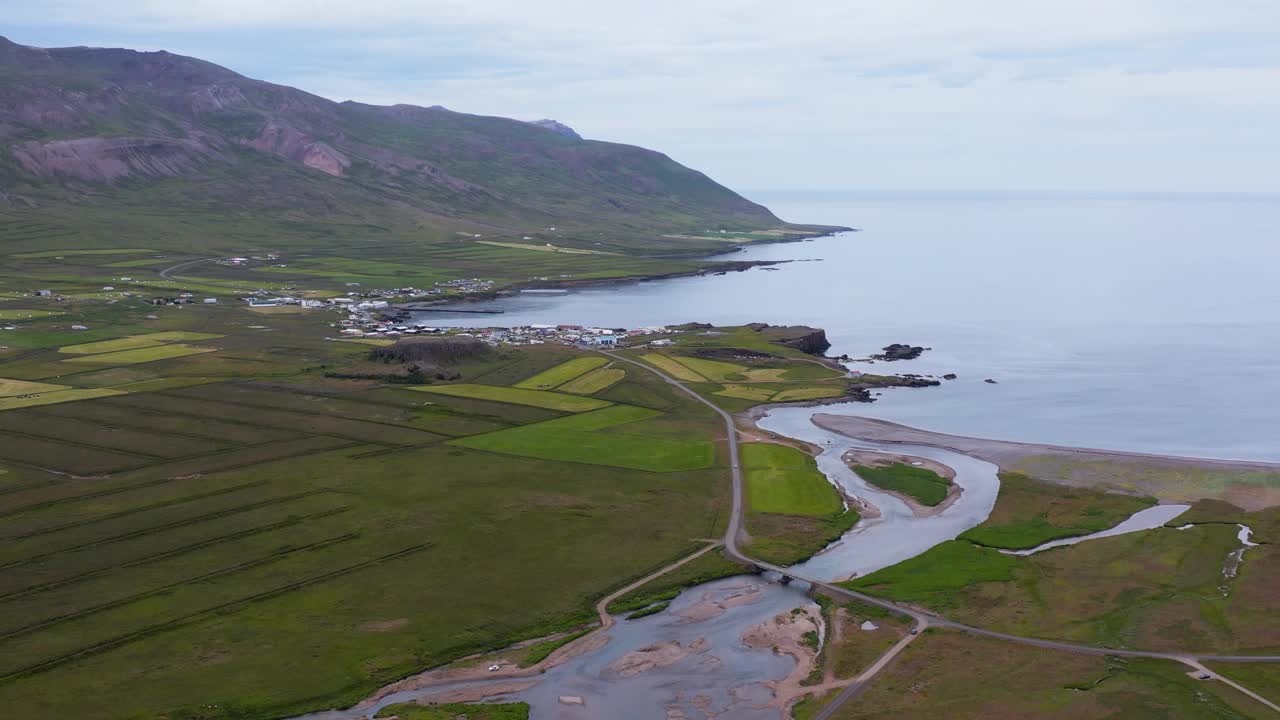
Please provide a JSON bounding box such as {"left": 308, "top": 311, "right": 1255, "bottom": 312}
{"left": 604, "top": 350, "right": 1280, "bottom": 716}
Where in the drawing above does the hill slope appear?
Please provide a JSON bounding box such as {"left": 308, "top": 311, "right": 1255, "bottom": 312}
{"left": 0, "top": 36, "right": 828, "bottom": 249}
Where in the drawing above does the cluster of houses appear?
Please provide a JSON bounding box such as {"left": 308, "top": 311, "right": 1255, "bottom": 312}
{"left": 330, "top": 316, "right": 678, "bottom": 349}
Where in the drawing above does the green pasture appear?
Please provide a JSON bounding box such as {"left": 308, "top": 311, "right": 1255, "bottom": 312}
{"left": 640, "top": 353, "right": 706, "bottom": 381}
{"left": 854, "top": 463, "right": 951, "bottom": 507}
{"left": 558, "top": 367, "right": 625, "bottom": 394}
{"left": 513, "top": 356, "right": 608, "bottom": 390}
{"left": 743, "top": 443, "right": 843, "bottom": 516}
{"left": 62, "top": 344, "right": 218, "bottom": 365}
{"left": 410, "top": 383, "right": 612, "bottom": 412}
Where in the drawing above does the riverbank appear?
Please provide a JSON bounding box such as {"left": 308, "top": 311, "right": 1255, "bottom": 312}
{"left": 841, "top": 449, "right": 961, "bottom": 518}
{"left": 811, "top": 415, "right": 1280, "bottom": 510}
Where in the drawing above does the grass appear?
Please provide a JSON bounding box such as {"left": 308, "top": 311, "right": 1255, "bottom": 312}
{"left": 451, "top": 406, "right": 715, "bottom": 472}
{"left": 558, "top": 367, "right": 625, "bottom": 394}
{"left": 669, "top": 355, "right": 746, "bottom": 382}
{"left": 0, "top": 310, "right": 63, "bottom": 321}
{"left": 0, "top": 387, "right": 126, "bottom": 411}
{"left": 854, "top": 463, "right": 951, "bottom": 507}
{"left": 606, "top": 548, "right": 746, "bottom": 614}
{"left": 10, "top": 248, "right": 156, "bottom": 258}
{"left": 844, "top": 541, "right": 1020, "bottom": 606}
{"left": 0, "top": 378, "right": 70, "bottom": 397}
{"left": 62, "top": 344, "right": 218, "bottom": 365}
{"left": 961, "top": 471, "right": 1157, "bottom": 549}
{"left": 60, "top": 336, "right": 170, "bottom": 355}
{"left": 771, "top": 386, "right": 845, "bottom": 402}
{"left": 409, "top": 383, "right": 612, "bottom": 412}
{"left": 832, "top": 630, "right": 1273, "bottom": 719}
{"left": 742, "top": 443, "right": 843, "bottom": 515}
{"left": 714, "top": 384, "right": 775, "bottom": 401}
{"left": 375, "top": 703, "right": 529, "bottom": 720}
{"left": 520, "top": 628, "right": 592, "bottom": 666}
{"left": 640, "top": 353, "right": 706, "bottom": 381}
{"left": 512, "top": 356, "right": 607, "bottom": 390}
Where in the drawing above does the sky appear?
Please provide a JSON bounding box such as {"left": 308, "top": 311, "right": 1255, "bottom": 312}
{"left": 6, "top": 1, "right": 1280, "bottom": 195}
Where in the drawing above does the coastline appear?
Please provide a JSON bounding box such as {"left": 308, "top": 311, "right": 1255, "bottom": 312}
{"left": 396, "top": 226, "right": 854, "bottom": 310}
{"left": 810, "top": 414, "right": 1280, "bottom": 472}
{"left": 811, "top": 414, "right": 1280, "bottom": 510}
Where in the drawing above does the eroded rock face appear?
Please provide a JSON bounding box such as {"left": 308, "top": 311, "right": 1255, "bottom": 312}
{"left": 12, "top": 136, "right": 220, "bottom": 181}
{"left": 247, "top": 122, "right": 350, "bottom": 176}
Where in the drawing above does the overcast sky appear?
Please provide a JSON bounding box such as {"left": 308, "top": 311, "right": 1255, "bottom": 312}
{"left": 7, "top": 1, "right": 1280, "bottom": 194}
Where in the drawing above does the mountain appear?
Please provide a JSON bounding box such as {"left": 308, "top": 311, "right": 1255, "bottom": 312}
{"left": 0, "top": 36, "right": 823, "bottom": 244}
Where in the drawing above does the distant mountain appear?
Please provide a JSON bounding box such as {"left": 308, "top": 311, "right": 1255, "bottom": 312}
{"left": 0, "top": 36, "right": 814, "bottom": 239}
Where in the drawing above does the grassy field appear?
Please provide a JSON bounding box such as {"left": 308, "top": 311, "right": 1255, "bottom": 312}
{"left": 410, "top": 383, "right": 612, "bottom": 412}
{"left": 558, "top": 367, "right": 625, "bottom": 395}
{"left": 640, "top": 353, "right": 707, "bottom": 381}
{"left": 62, "top": 344, "right": 218, "bottom": 365}
{"left": 0, "top": 298, "right": 741, "bottom": 719}
{"left": 452, "top": 405, "right": 716, "bottom": 472}
{"left": 0, "top": 378, "right": 70, "bottom": 396}
{"left": 829, "top": 630, "right": 1277, "bottom": 719}
{"left": 961, "top": 471, "right": 1156, "bottom": 549}
{"left": 0, "top": 309, "right": 63, "bottom": 320}
{"left": 742, "top": 443, "right": 843, "bottom": 515}
{"left": 743, "top": 443, "right": 859, "bottom": 566}
{"left": 714, "top": 384, "right": 775, "bottom": 401}
{"left": 847, "top": 515, "right": 1280, "bottom": 654}
{"left": 771, "top": 386, "right": 845, "bottom": 402}
{"left": 0, "top": 387, "right": 126, "bottom": 411}
{"left": 854, "top": 462, "right": 951, "bottom": 506}
{"left": 512, "top": 356, "right": 608, "bottom": 390}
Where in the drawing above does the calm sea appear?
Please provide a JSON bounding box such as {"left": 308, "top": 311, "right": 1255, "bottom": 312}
{"left": 415, "top": 192, "right": 1280, "bottom": 462}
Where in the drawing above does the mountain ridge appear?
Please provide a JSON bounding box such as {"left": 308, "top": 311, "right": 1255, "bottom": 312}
{"left": 0, "top": 36, "right": 835, "bottom": 244}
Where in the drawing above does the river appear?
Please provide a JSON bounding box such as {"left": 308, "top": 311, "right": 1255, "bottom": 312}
{"left": 327, "top": 193, "right": 1278, "bottom": 718}
{"left": 415, "top": 192, "right": 1280, "bottom": 462}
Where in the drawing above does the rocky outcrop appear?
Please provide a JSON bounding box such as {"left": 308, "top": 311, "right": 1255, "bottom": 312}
{"left": 845, "top": 373, "right": 942, "bottom": 402}
{"left": 746, "top": 324, "right": 831, "bottom": 355}
{"left": 247, "top": 122, "right": 350, "bottom": 176}
{"left": 12, "top": 136, "right": 220, "bottom": 181}
{"left": 527, "top": 118, "right": 581, "bottom": 139}
{"left": 871, "top": 343, "right": 925, "bottom": 361}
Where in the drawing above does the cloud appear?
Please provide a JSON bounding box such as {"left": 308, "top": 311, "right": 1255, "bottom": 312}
{"left": 5, "top": 1, "right": 1280, "bottom": 192}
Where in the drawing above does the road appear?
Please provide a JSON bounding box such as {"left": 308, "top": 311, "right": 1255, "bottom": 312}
{"left": 157, "top": 257, "right": 215, "bottom": 280}
{"left": 603, "top": 350, "right": 1280, "bottom": 717}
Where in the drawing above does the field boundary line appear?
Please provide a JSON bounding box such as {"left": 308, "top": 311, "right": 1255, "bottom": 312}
{"left": 158, "top": 388, "right": 453, "bottom": 439}
{"left": 32, "top": 404, "right": 295, "bottom": 446}
{"left": 0, "top": 533, "right": 360, "bottom": 642}
{"left": 0, "top": 542, "right": 433, "bottom": 682}
{"left": 0, "top": 490, "right": 334, "bottom": 569}
{"left": 0, "top": 476, "right": 187, "bottom": 519}
{"left": 1, "top": 480, "right": 268, "bottom": 540}
{"left": 0, "top": 506, "right": 353, "bottom": 602}
{"left": 0, "top": 426, "right": 172, "bottom": 461}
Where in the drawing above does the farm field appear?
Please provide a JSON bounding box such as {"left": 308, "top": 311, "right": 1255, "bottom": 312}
{"left": 738, "top": 442, "right": 858, "bottom": 566}
{"left": 558, "top": 367, "right": 625, "bottom": 394}
{"left": 640, "top": 353, "right": 707, "bottom": 381}
{"left": 742, "top": 443, "right": 842, "bottom": 515}
{"left": 410, "top": 383, "right": 612, "bottom": 412}
{"left": 0, "top": 297, "right": 739, "bottom": 720}
{"left": 512, "top": 356, "right": 607, "bottom": 390}
{"left": 62, "top": 344, "right": 218, "bottom": 365}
